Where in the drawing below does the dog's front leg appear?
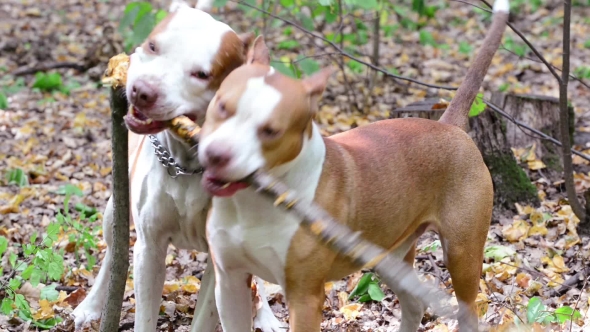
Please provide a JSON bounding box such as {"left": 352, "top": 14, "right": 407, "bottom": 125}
{"left": 215, "top": 269, "right": 254, "bottom": 332}
{"left": 133, "top": 230, "right": 168, "bottom": 332}
{"left": 72, "top": 196, "right": 115, "bottom": 328}
{"left": 189, "top": 259, "right": 220, "bottom": 332}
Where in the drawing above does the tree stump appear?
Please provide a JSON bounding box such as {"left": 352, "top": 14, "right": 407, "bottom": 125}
{"left": 492, "top": 92, "right": 574, "bottom": 174}
{"left": 390, "top": 97, "right": 539, "bottom": 212}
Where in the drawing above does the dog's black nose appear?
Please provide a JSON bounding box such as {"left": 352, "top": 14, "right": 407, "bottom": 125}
{"left": 131, "top": 80, "right": 158, "bottom": 109}
{"left": 205, "top": 143, "right": 232, "bottom": 168}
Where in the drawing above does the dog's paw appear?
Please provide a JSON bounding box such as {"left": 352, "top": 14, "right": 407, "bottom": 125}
{"left": 72, "top": 303, "right": 102, "bottom": 329}
{"left": 253, "top": 308, "right": 286, "bottom": 332}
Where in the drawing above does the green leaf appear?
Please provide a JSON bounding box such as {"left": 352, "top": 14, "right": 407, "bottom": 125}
{"left": 280, "top": 0, "right": 294, "bottom": 6}
{"left": 357, "top": 293, "right": 372, "bottom": 302}
{"left": 41, "top": 284, "right": 59, "bottom": 302}
{"left": 14, "top": 294, "right": 29, "bottom": 311}
{"left": 298, "top": 13, "right": 315, "bottom": 30}
{"left": 459, "top": 41, "right": 473, "bottom": 55}
{"left": 584, "top": 39, "right": 590, "bottom": 49}
{"left": 132, "top": 13, "right": 156, "bottom": 46}
{"left": 55, "top": 184, "right": 84, "bottom": 197}
{"left": 468, "top": 93, "right": 486, "bottom": 117}
{"left": 32, "top": 72, "right": 63, "bottom": 92}
{"left": 553, "top": 306, "right": 582, "bottom": 324}
{"left": 412, "top": 0, "right": 425, "bottom": 15}
{"left": 0, "top": 92, "right": 7, "bottom": 109}
{"left": 421, "top": 240, "right": 441, "bottom": 252}
{"left": 419, "top": 30, "right": 436, "bottom": 47}
{"left": 526, "top": 297, "right": 546, "bottom": 323}
{"left": 33, "top": 317, "right": 62, "bottom": 329}
{"left": 347, "top": 60, "right": 364, "bottom": 74}
{"left": 355, "top": 0, "right": 378, "bottom": 9}
{"left": 120, "top": 3, "right": 140, "bottom": 32}
{"left": 272, "top": 62, "right": 297, "bottom": 78}
{"left": 9, "top": 278, "right": 21, "bottom": 291}
{"left": 30, "top": 268, "right": 43, "bottom": 287}
{"left": 484, "top": 245, "right": 516, "bottom": 261}
{"left": 9, "top": 252, "right": 17, "bottom": 268}
{"left": 277, "top": 40, "right": 300, "bottom": 50}
{"left": 1, "top": 298, "right": 13, "bottom": 315}
{"left": 318, "top": 0, "right": 333, "bottom": 5}
{"left": 48, "top": 261, "right": 64, "bottom": 281}
{"left": 213, "top": 0, "right": 229, "bottom": 7}
{"left": 297, "top": 57, "right": 320, "bottom": 76}
{"left": 367, "top": 282, "right": 385, "bottom": 301}
{"left": 5, "top": 168, "right": 29, "bottom": 187}
{"left": 155, "top": 9, "right": 167, "bottom": 24}
{"left": 75, "top": 203, "right": 97, "bottom": 217}
{"left": 46, "top": 222, "right": 60, "bottom": 243}
{"left": 0, "top": 236, "right": 7, "bottom": 257}
{"left": 348, "top": 273, "right": 374, "bottom": 299}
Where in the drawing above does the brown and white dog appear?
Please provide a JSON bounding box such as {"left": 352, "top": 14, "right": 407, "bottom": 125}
{"left": 71, "top": 2, "right": 283, "bottom": 331}
{"left": 196, "top": 0, "right": 509, "bottom": 331}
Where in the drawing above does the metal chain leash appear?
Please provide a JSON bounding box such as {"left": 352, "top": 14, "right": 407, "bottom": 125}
{"left": 148, "top": 135, "right": 204, "bottom": 178}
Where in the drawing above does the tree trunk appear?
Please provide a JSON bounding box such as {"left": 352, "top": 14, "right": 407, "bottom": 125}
{"left": 492, "top": 92, "right": 574, "bottom": 176}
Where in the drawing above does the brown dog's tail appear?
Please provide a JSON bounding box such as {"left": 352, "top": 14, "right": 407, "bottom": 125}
{"left": 438, "top": 0, "right": 509, "bottom": 131}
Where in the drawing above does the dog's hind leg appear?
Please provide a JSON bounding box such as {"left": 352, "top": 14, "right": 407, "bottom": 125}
{"left": 72, "top": 196, "right": 115, "bottom": 328}
{"left": 189, "top": 259, "right": 219, "bottom": 332}
{"left": 252, "top": 277, "right": 286, "bottom": 332}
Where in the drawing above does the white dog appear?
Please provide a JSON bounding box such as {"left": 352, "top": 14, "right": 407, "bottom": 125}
{"left": 71, "top": 2, "right": 283, "bottom": 331}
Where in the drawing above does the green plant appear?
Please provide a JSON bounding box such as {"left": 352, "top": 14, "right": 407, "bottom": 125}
{"left": 5, "top": 168, "right": 29, "bottom": 187}
{"left": 574, "top": 66, "right": 590, "bottom": 79}
{"left": 483, "top": 245, "right": 515, "bottom": 261}
{"left": 526, "top": 297, "right": 581, "bottom": 325}
{"left": 0, "top": 92, "right": 7, "bottom": 109}
{"left": 458, "top": 41, "right": 473, "bottom": 55}
{"left": 348, "top": 272, "right": 386, "bottom": 302}
{"left": 420, "top": 239, "right": 441, "bottom": 252}
{"left": 504, "top": 36, "right": 528, "bottom": 57}
{"left": 119, "top": 2, "right": 168, "bottom": 52}
{"left": 0, "top": 184, "right": 101, "bottom": 328}
{"left": 469, "top": 93, "right": 486, "bottom": 117}
{"left": 32, "top": 72, "right": 63, "bottom": 93}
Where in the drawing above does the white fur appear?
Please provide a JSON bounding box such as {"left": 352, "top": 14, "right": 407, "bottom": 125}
{"left": 196, "top": 0, "right": 214, "bottom": 12}
{"left": 199, "top": 74, "right": 283, "bottom": 181}
{"left": 207, "top": 122, "right": 326, "bottom": 331}
{"left": 126, "top": 6, "right": 231, "bottom": 122}
{"left": 72, "top": 9, "right": 282, "bottom": 332}
{"left": 493, "top": 0, "right": 509, "bottom": 13}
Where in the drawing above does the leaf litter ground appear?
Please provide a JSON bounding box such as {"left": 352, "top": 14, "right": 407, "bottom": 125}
{"left": 1, "top": 0, "right": 590, "bottom": 331}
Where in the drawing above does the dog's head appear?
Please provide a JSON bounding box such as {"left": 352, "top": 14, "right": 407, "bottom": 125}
{"left": 197, "top": 36, "right": 333, "bottom": 197}
{"left": 125, "top": 4, "right": 254, "bottom": 134}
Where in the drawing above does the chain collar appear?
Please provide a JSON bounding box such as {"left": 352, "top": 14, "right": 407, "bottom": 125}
{"left": 148, "top": 135, "right": 204, "bottom": 178}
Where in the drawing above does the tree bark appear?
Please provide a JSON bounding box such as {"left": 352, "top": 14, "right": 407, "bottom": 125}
{"left": 99, "top": 87, "right": 130, "bottom": 332}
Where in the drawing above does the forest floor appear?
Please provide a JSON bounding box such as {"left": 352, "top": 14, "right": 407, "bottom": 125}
{"left": 1, "top": 0, "right": 590, "bottom": 331}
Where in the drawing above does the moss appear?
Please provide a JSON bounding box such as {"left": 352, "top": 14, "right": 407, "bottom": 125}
{"left": 484, "top": 153, "right": 539, "bottom": 209}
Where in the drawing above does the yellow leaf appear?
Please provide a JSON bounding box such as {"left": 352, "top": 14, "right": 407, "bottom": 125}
{"left": 162, "top": 281, "right": 180, "bottom": 295}
{"left": 475, "top": 293, "right": 489, "bottom": 317}
{"left": 528, "top": 224, "right": 548, "bottom": 236}
{"left": 527, "top": 160, "right": 546, "bottom": 170}
{"left": 340, "top": 303, "right": 363, "bottom": 321}
{"left": 551, "top": 255, "right": 569, "bottom": 273}
{"left": 181, "top": 276, "right": 200, "bottom": 294}
{"left": 324, "top": 281, "right": 334, "bottom": 293}
{"left": 32, "top": 299, "right": 54, "bottom": 320}
{"left": 73, "top": 112, "right": 87, "bottom": 128}
{"left": 502, "top": 219, "right": 530, "bottom": 242}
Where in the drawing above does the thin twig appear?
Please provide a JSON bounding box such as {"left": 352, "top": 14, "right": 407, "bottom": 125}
{"left": 232, "top": 0, "right": 458, "bottom": 91}
{"left": 451, "top": 0, "right": 492, "bottom": 13}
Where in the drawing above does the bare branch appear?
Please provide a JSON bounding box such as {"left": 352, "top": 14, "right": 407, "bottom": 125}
{"left": 232, "top": 0, "right": 458, "bottom": 91}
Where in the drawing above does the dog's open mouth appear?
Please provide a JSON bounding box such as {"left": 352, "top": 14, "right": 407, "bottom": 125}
{"left": 124, "top": 107, "right": 167, "bottom": 134}
{"left": 124, "top": 107, "right": 197, "bottom": 135}
{"left": 202, "top": 172, "right": 249, "bottom": 197}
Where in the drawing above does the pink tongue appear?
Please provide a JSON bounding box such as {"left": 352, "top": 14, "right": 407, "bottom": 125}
{"left": 212, "top": 182, "right": 249, "bottom": 197}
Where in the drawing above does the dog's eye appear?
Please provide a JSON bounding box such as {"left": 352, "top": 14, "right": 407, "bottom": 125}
{"left": 148, "top": 42, "right": 156, "bottom": 53}
{"left": 191, "top": 70, "right": 211, "bottom": 80}
{"left": 259, "top": 126, "right": 281, "bottom": 140}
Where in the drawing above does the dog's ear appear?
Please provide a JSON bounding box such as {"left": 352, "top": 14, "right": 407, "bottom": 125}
{"left": 302, "top": 67, "right": 334, "bottom": 112}
{"left": 195, "top": 0, "right": 213, "bottom": 12}
{"left": 169, "top": 0, "right": 190, "bottom": 13}
{"left": 238, "top": 32, "right": 256, "bottom": 59}
{"left": 246, "top": 35, "right": 270, "bottom": 66}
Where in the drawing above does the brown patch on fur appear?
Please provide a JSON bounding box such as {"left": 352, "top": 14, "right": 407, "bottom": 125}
{"left": 141, "top": 12, "right": 177, "bottom": 54}
{"left": 207, "top": 31, "right": 251, "bottom": 91}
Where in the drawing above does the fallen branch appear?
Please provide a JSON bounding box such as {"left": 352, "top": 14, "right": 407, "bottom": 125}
{"left": 12, "top": 62, "right": 88, "bottom": 76}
